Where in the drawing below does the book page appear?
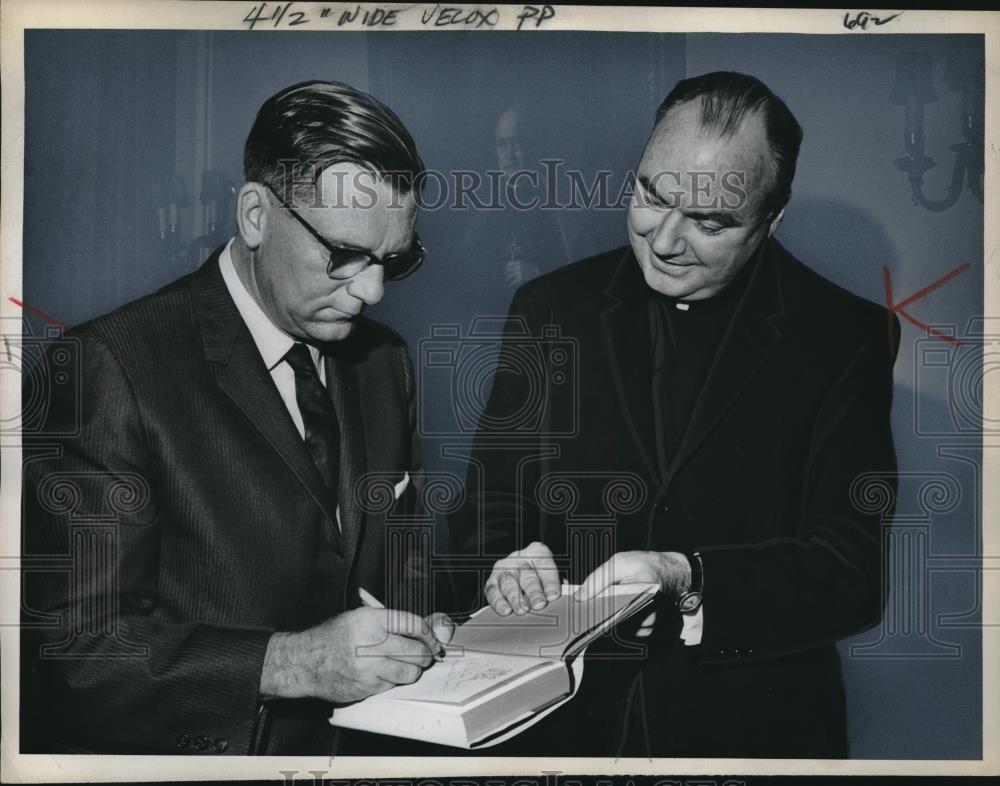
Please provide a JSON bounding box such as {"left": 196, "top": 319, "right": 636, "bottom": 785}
{"left": 450, "top": 582, "right": 657, "bottom": 660}
{"left": 382, "top": 650, "right": 559, "bottom": 706}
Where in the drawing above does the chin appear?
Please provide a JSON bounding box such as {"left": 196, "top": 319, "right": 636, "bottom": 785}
{"left": 642, "top": 267, "right": 700, "bottom": 300}
{"left": 306, "top": 321, "right": 355, "bottom": 343}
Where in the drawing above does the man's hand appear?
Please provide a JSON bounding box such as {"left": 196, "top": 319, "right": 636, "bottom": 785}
{"left": 575, "top": 550, "right": 690, "bottom": 601}
{"left": 484, "top": 541, "right": 561, "bottom": 615}
{"left": 260, "top": 608, "right": 453, "bottom": 704}
{"left": 575, "top": 551, "right": 691, "bottom": 638}
{"left": 426, "top": 611, "right": 455, "bottom": 649}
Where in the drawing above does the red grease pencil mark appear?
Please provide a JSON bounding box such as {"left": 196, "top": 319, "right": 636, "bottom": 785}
{"left": 8, "top": 297, "right": 65, "bottom": 329}
{"left": 883, "top": 264, "right": 971, "bottom": 346}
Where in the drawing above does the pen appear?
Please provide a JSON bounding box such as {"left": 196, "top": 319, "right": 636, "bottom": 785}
{"left": 358, "top": 587, "right": 385, "bottom": 609}
{"left": 359, "top": 587, "right": 446, "bottom": 660}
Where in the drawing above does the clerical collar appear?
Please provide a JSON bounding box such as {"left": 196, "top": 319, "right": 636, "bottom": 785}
{"left": 652, "top": 240, "right": 763, "bottom": 314}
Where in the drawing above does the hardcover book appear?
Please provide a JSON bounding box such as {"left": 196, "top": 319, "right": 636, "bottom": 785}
{"left": 329, "top": 583, "right": 658, "bottom": 748}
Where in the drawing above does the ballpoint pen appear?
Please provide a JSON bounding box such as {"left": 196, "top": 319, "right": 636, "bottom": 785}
{"left": 359, "top": 587, "right": 448, "bottom": 660}
{"left": 358, "top": 587, "right": 385, "bottom": 609}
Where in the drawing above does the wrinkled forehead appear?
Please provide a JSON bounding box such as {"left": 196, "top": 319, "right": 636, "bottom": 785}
{"left": 309, "top": 161, "right": 417, "bottom": 213}
{"left": 639, "top": 103, "right": 776, "bottom": 213}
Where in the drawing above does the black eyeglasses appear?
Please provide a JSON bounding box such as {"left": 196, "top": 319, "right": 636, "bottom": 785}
{"left": 266, "top": 186, "right": 425, "bottom": 281}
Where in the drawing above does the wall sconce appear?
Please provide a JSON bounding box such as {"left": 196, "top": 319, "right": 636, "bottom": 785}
{"left": 891, "top": 47, "right": 984, "bottom": 212}
{"left": 154, "top": 174, "right": 190, "bottom": 265}
{"left": 153, "top": 171, "right": 235, "bottom": 269}
{"left": 191, "top": 170, "right": 236, "bottom": 261}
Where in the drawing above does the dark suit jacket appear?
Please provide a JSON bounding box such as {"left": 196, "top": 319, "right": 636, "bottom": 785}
{"left": 452, "top": 239, "right": 900, "bottom": 757}
{"left": 21, "top": 248, "right": 427, "bottom": 755}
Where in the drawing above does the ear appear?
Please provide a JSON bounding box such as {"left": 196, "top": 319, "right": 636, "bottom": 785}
{"left": 766, "top": 206, "right": 785, "bottom": 239}
{"left": 236, "top": 182, "right": 268, "bottom": 250}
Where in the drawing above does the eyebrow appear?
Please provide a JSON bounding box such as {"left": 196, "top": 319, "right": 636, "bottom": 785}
{"left": 637, "top": 175, "right": 742, "bottom": 227}
{"left": 637, "top": 175, "right": 674, "bottom": 206}
{"left": 684, "top": 210, "right": 741, "bottom": 227}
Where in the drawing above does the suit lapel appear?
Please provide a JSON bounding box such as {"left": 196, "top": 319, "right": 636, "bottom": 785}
{"left": 190, "top": 251, "right": 343, "bottom": 554}
{"left": 600, "top": 249, "right": 659, "bottom": 484}
{"left": 324, "top": 351, "right": 366, "bottom": 568}
{"left": 665, "top": 240, "right": 787, "bottom": 482}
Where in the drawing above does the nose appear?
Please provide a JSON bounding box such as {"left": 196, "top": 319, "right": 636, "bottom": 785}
{"left": 348, "top": 263, "right": 385, "bottom": 306}
{"left": 648, "top": 209, "right": 687, "bottom": 258}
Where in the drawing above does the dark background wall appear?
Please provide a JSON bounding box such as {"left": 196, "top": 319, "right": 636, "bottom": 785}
{"left": 22, "top": 29, "right": 984, "bottom": 760}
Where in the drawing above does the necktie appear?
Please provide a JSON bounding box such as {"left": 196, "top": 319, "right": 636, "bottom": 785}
{"left": 284, "top": 343, "right": 340, "bottom": 499}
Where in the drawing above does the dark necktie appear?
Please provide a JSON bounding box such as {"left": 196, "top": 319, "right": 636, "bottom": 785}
{"left": 284, "top": 343, "right": 340, "bottom": 499}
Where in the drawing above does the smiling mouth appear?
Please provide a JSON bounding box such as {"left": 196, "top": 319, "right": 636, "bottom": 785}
{"left": 652, "top": 257, "right": 697, "bottom": 272}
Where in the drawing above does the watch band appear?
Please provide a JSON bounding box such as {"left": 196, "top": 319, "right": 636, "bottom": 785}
{"left": 686, "top": 551, "right": 703, "bottom": 594}
{"left": 675, "top": 551, "right": 703, "bottom": 613}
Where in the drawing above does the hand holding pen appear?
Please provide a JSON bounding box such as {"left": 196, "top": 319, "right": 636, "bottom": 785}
{"left": 259, "top": 589, "right": 455, "bottom": 705}
{"left": 359, "top": 587, "right": 455, "bottom": 663}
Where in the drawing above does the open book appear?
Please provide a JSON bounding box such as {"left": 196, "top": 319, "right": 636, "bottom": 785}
{"left": 329, "top": 583, "right": 658, "bottom": 748}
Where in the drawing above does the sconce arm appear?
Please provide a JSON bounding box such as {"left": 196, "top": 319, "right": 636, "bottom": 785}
{"left": 903, "top": 148, "right": 969, "bottom": 213}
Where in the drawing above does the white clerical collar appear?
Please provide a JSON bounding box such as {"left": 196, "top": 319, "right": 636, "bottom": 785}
{"left": 218, "top": 238, "right": 320, "bottom": 371}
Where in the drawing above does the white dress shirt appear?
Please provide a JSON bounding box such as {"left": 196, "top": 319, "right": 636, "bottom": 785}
{"left": 218, "top": 238, "right": 324, "bottom": 441}
{"left": 681, "top": 606, "right": 703, "bottom": 646}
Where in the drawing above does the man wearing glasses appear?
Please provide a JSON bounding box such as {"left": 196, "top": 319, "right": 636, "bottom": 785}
{"left": 21, "top": 81, "right": 450, "bottom": 755}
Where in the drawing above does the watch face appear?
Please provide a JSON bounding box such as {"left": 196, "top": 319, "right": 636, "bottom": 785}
{"left": 678, "top": 591, "right": 702, "bottom": 613}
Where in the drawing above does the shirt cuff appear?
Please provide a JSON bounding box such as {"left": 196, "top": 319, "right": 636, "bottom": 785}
{"left": 680, "top": 605, "right": 704, "bottom": 646}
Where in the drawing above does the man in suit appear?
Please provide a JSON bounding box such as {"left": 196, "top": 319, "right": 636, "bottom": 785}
{"left": 21, "top": 81, "right": 451, "bottom": 754}
{"left": 454, "top": 71, "right": 900, "bottom": 757}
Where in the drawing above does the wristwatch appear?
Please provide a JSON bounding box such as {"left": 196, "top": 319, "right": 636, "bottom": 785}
{"left": 675, "top": 552, "right": 703, "bottom": 613}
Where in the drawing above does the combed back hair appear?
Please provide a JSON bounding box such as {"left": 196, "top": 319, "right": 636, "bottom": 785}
{"left": 655, "top": 71, "right": 803, "bottom": 217}
{"left": 244, "top": 80, "right": 425, "bottom": 206}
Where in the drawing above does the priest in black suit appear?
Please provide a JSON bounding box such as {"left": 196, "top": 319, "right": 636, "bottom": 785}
{"left": 21, "top": 81, "right": 451, "bottom": 755}
{"left": 456, "top": 71, "right": 900, "bottom": 757}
